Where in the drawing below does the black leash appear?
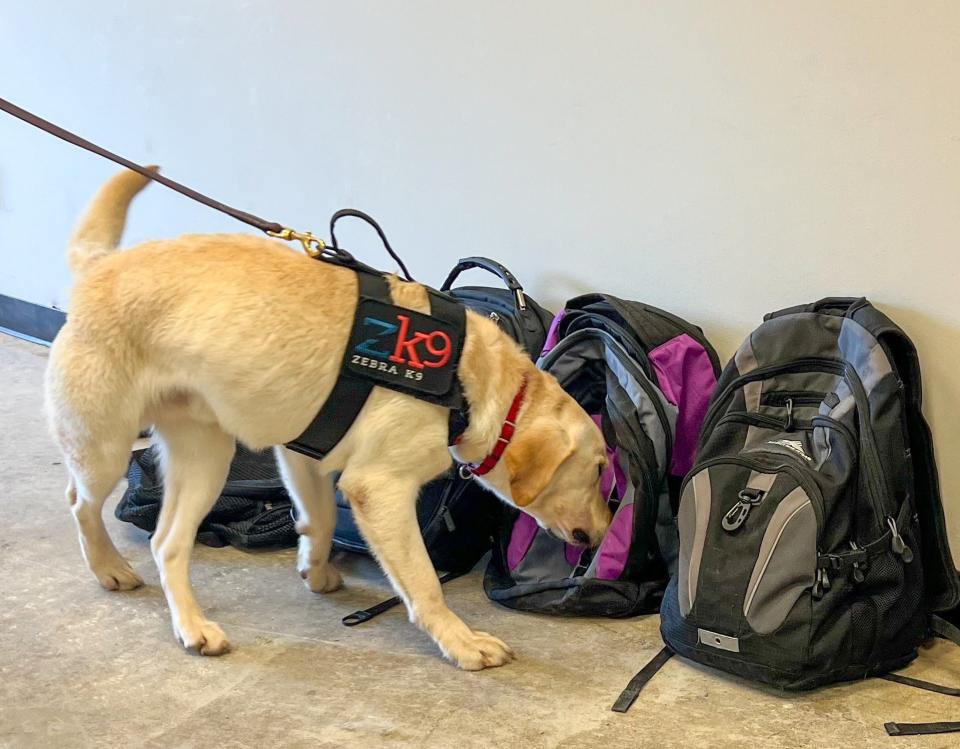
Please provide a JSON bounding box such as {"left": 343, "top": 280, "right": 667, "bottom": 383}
{"left": 341, "top": 570, "right": 467, "bottom": 627}
{"left": 0, "top": 96, "right": 415, "bottom": 280}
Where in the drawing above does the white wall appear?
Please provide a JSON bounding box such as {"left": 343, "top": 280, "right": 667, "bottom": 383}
{"left": 2, "top": 2, "right": 959, "bottom": 553}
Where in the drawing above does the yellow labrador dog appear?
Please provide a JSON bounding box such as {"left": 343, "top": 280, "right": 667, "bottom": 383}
{"left": 45, "top": 169, "right": 611, "bottom": 669}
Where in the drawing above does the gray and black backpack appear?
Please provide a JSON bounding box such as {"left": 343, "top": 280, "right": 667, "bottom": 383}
{"left": 648, "top": 298, "right": 960, "bottom": 734}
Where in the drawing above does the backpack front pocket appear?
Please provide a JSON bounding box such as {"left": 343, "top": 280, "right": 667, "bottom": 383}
{"left": 676, "top": 455, "right": 823, "bottom": 648}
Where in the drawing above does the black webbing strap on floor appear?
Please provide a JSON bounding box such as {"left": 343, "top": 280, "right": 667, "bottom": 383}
{"left": 885, "top": 721, "right": 960, "bottom": 737}
{"left": 284, "top": 272, "right": 389, "bottom": 460}
{"left": 341, "top": 570, "right": 467, "bottom": 627}
{"left": 881, "top": 614, "right": 960, "bottom": 735}
{"left": 881, "top": 672, "right": 960, "bottom": 697}
{"left": 882, "top": 614, "right": 960, "bottom": 698}
{"left": 611, "top": 646, "right": 674, "bottom": 713}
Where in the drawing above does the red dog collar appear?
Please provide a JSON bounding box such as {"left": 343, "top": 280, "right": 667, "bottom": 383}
{"left": 460, "top": 377, "right": 527, "bottom": 477}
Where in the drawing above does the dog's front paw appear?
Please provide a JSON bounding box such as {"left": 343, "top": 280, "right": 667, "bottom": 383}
{"left": 445, "top": 629, "right": 516, "bottom": 671}
{"left": 175, "top": 617, "right": 231, "bottom": 656}
{"left": 299, "top": 562, "right": 343, "bottom": 594}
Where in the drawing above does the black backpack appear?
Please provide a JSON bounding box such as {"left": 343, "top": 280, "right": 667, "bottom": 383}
{"left": 647, "top": 298, "right": 960, "bottom": 734}
{"left": 331, "top": 257, "right": 555, "bottom": 574}
{"left": 116, "top": 443, "right": 297, "bottom": 550}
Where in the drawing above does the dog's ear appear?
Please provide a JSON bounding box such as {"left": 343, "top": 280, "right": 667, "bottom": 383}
{"left": 505, "top": 421, "right": 575, "bottom": 507}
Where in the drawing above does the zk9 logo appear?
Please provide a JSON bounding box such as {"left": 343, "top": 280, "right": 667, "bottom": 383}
{"left": 352, "top": 314, "right": 453, "bottom": 381}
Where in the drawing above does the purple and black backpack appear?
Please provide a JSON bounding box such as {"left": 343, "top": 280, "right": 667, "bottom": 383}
{"left": 484, "top": 295, "right": 720, "bottom": 616}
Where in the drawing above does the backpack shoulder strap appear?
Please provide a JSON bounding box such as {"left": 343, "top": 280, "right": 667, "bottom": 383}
{"left": 850, "top": 304, "right": 960, "bottom": 612}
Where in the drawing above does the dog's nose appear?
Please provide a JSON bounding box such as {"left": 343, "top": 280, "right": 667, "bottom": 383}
{"left": 572, "top": 528, "right": 590, "bottom": 546}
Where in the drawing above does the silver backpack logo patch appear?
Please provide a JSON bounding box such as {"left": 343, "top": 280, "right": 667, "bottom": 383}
{"left": 766, "top": 439, "right": 812, "bottom": 461}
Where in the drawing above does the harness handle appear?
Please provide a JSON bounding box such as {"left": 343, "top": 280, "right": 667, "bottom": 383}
{"left": 441, "top": 256, "right": 528, "bottom": 312}
{"left": 329, "top": 209, "right": 414, "bottom": 281}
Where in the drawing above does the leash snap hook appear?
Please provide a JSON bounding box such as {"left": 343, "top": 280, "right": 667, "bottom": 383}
{"left": 267, "top": 227, "right": 327, "bottom": 258}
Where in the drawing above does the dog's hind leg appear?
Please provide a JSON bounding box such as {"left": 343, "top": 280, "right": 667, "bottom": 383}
{"left": 274, "top": 447, "right": 343, "bottom": 594}
{"left": 46, "top": 338, "right": 145, "bottom": 591}
{"left": 151, "top": 417, "right": 235, "bottom": 655}
{"left": 66, "top": 444, "right": 145, "bottom": 591}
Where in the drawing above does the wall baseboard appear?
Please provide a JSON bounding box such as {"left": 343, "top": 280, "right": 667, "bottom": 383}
{"left": 0, "top": 294, "right": 66, "bottom": 346}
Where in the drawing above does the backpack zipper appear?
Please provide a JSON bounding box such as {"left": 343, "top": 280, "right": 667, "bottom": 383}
{"left": 715, "top": 412, "right": 858, "bottom": 456}
{"left": 421, "top": 474, "right": 469, "bottom": 541}
{"left": 701, "top": 358, "right": 841, "bottom": 440}
{"left": 761, "top": 391, "right": 829, "bottom": 408}
{"left": 716, "top": 412, "right": 790, "bottom": 431}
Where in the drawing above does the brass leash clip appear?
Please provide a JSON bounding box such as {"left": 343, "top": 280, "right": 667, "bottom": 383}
{"left": 266, "top": 227, "right": 326, "bottom": 258}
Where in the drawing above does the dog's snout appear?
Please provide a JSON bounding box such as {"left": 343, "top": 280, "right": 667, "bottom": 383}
{"left": 572, "top": 528, "right": 590, "bottom": 546}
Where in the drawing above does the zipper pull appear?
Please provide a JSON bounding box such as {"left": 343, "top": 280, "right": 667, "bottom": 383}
{"left": 887, "top": 516, "right": 914, "bottom": 563}
{"left": 848, "top": 541, "right": 866, "bottom": 584}
{"left": 813, "top": 568, "right": 829, "bottom": 599}
{"left": 784, "top": 398, "right": 795, "bottom": 432}
{"left": 442, "top": 505, "right": 457, "bottom": 533}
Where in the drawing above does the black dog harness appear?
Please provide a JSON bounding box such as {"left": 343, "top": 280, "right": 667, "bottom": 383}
{"left": 286, "top": 265, "right": 470, "bottom": 460}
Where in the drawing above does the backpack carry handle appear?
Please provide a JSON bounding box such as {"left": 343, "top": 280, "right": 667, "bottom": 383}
{"left": 440, "top": 256, "right": 528, "bottom": 312}
{"left": 808, "top": 297, "right": 868, "bottom": 315}
{"left": 765, "top": 297, "right": 868, "bottom": 321}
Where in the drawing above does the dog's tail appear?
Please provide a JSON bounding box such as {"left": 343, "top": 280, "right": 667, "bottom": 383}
{"left": 67, "top": 167, "right": 157, "bottom": 276}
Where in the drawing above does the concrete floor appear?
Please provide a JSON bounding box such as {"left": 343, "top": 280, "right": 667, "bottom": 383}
{"left": 2, "top": 331, "right": 960, "bottom": 748}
